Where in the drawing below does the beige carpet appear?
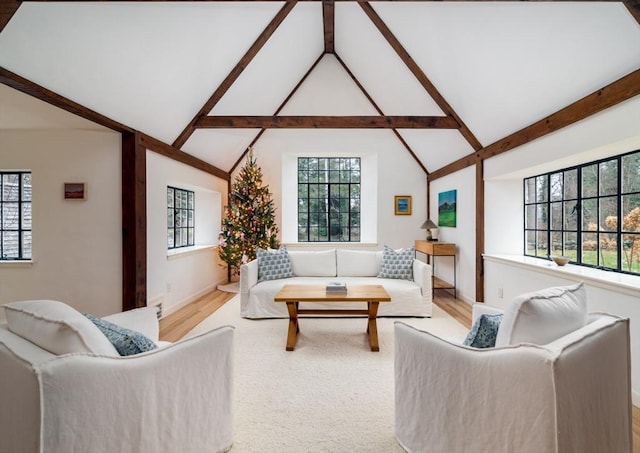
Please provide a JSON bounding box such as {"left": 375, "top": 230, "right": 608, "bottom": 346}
{"left": 186, "top": 295, "right": 469, "bottom": 452}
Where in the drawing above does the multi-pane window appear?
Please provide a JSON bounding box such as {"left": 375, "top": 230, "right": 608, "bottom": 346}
{"left": 0, "top": 171, "right": 32, "bottom": 260}
{"left": 298, "top": 157, "right": 361, "bottom": 242}
{"left": 524, "top": 150, "right": 640, "bottom": 275}
{"left": 167, "top": 186, "right": 194, "bottom": 249}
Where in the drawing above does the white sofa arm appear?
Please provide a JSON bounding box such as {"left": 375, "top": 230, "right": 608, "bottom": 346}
{"left": 412, "top": 259, "right": 432, "bottom": 296}
{"left": 240, "top": 259, "right": 259, "bottom": 313}
{"left": 102, "top": 306, "right": 159, "bottom": 342}
{"left": 394, "top": 321, "right": 558, "bottom": 453}
{"left": 36, "top": 325, "right": 234, "bottom": 453}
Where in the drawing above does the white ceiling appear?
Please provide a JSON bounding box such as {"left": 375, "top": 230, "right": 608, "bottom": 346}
{"left": 1, "top": 1, "right": 639, "bottom": 174}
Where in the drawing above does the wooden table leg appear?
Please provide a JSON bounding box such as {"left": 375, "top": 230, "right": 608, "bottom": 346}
{"left": 367, "top": 301, "right": 380, "bottom": 351}
{"left": 285, "top": 301, "right": 299, "bottom": 351}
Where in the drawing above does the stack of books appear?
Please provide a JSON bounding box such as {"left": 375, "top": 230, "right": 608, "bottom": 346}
{"left": 325, "top": 281, "right": 347, "bottom": 294}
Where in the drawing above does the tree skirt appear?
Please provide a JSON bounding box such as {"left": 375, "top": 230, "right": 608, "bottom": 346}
{"left": 217, "top": 282, "right": 240, "bottom": 293}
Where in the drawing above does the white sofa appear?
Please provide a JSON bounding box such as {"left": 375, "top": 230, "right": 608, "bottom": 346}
{"left": 240, "top": 248, "right": 432, "bottom": 319}
{"left": 0, "top": 301, "right": 234, "bottom": 453}
{"left": 394, "top": 284, "right": 633, "bottom": 453}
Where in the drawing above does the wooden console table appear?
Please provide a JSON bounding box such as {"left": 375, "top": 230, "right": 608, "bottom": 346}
{"left": 414, "top": 240, "right": 456, "bottom": 298}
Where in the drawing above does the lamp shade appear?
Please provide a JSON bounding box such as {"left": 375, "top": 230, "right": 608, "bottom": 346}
{"left": 420, "top": 219, "right": 438, "bottom": 230}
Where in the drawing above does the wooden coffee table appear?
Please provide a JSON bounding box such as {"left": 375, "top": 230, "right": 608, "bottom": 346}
{"left": 274, "top": 284, "right": 391, "bottom": 352}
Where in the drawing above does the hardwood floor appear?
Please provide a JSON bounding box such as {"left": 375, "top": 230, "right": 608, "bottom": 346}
{"left": 158, "top": 288, "right": 639, "bottom": 451}
{"left": 158, "top": 290, "right": 235, "bottom": 342}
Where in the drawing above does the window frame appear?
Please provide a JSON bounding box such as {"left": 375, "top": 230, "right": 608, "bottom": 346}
{"left": 523, "top": 149, "right": 639, "bottom": 276}
{"left": 167, "top": 186, "right": 195, "bottom": 250}
{"left": 297, "top": 157, "right": 361, "bottom": 243}
{"left": 0, "top": 171, "right": 32, "bottom": 261}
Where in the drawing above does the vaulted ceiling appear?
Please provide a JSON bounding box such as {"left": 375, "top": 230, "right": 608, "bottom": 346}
{"left": 1, "top": 1, "right": 639, "bottom": 179}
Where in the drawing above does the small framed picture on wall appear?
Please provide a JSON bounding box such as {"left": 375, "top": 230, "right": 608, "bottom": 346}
{"left": 394, "top": 195, "right": 412, "bottom": 215}
{"left": 64, "top": 182, "right": 86, "bottom": 200}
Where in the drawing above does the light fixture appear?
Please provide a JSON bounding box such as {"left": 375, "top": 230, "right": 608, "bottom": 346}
{"left": 420, "top": 219, "right": 439, "bottom": 241}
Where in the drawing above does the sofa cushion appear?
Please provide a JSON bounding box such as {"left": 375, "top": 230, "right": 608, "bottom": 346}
{"left": 289, "top": 249, "right": 336, "bottom": 277}
{"left": 84, "top": 314, "right": 158, "bottom": 356}
{"left": 2, "top": 300, "right": 119, "bottom": 356}
{"left": 495, "top": 282, "right": 587, "bottom": 347}
{"left": 378, "top": 245, "right": 414, "bottom": 280}
{"left": 463, "top": 313, "right": 503, "bottom": 348}
{"left": 257, "top": 247, "right": 294, "bottom": 282}
{"left": 337, "top": 249, "right": 381, "bottom": 277}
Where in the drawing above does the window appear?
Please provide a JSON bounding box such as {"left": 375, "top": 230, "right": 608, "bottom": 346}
{"left": 524, "top": 150, "right": 640, "bottom": 275}
{"left": 297, "top": 157, "right": 361, "bottom": 242}
{"left": 1, "top": 171, "right": 32, "bottom": 260}
{"left": 167, "top": 186, "right": 194, "bottom": 249}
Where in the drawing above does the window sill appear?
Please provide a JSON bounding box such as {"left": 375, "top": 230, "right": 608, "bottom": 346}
{"left": 0, "top": 260, "right": 35, "bottom": 268}
{"left": 167, "top": 245, "right": 215, "bottom": 260}
{"left": 483, "top": 254, "right": 640, "bottom": 298}
{"left": 283, "top": 242, "right": 379, "bottom": 248}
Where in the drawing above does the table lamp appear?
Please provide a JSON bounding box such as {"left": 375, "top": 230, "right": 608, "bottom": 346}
{"left": 420, "top": 219, "right": 439, "bottom": 241}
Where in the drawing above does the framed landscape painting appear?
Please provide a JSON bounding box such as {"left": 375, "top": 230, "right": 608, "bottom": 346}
{"left": 438, "top": 190, "right": 456, "bottom": 227}
{"left": 394, "top": 195, "right": 412, "bottom": 215}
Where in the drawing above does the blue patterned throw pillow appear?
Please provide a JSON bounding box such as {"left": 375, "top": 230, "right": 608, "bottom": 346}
{"left": 463, "top": 313, "right": 503, "bottom": 348}
{"left": 257, "top": 246, "right": 294, "bottom": 282}
{"left": 84, "top": 314, "right": 157, "bottom": 356}
{"left": 377, "top": 245, "right": 414, "bottom": 280}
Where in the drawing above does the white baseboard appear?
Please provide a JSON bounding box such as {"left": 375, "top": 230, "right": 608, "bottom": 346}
{"left": 633, "top": 389, "right": 639, "bottom": 408}
{"left": 161, "top": 282, "right": 220, "bottom": 318}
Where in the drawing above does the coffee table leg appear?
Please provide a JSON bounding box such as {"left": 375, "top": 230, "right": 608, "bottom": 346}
{"left": 368, "top": 301, "right": 380, "bottom": 351}
{"left": 285, "top": 301, "right": 299, "bottom": 351}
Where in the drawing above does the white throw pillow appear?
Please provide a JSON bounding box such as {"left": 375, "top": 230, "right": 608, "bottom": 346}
{"left": 288, "top": 249, "right": 336, "bottom": 277}
{"left": 336, "top": 249, "right": 381, "bottom": 277}
{"left": 494, "top": 282, "right": 587, "bottom": 347}
{"left": 3, "top": 300, "right": 119, "bottom": 356}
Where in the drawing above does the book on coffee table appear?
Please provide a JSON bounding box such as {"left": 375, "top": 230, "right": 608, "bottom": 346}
{"left": 325, "top": 281, "right": 347, "bottom": 293}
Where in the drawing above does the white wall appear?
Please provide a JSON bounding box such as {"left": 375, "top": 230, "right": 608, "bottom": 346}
{"left": 246, "top": 128, "right": 427, "bottom": 251}
{"left": 0, "top": 129, "right": 122, "bottom": 317}
{"left": 484, "top": 178, "right": 523, "bottom": 255}
{"left": 428, "top": 165, "right": 476, "bottom": 303}
{"left": 146, "top": 151, "right": 228, "bottom": 316}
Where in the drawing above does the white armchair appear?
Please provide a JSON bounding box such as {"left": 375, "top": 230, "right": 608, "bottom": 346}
{"left": 395, "top": 292, "right": 632, "bottom": 453}
{"left": 0, "top": 302, "right": 234, "bottom": 453}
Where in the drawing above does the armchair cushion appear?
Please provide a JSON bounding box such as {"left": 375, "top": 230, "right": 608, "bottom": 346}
{"left": 84, "top": 314, "right": 157, "bottom": 356}
{"left": 101, "top": 306, "right": 159, "bottom": 342}
{"left": 463, "top": 313, "right": 502, "bottom": 348}
{"left": 495, "top": 282, "right": 587, "bottom": 347}
{"left": 2, "top": 300, "right": 118, "bottom": 356}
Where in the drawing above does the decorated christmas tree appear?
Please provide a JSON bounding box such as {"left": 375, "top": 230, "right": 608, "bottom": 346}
{"left": 218, "top": 148, "right": 280, "bottom": 275}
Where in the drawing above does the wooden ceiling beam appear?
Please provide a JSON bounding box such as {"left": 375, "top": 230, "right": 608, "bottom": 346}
{"left": 323, "top": 0, "right": 335, "bottom": 53}
{"left": 139, "top": 134, "right": 229, "bottom": 181}
{"left": 429, "top": 68, "right": 640, "bottom": 181}
{"left": 230, "top": 53, "right": 325, "bottom": 174}
{"left": 196, "top": 115, "right": 458, "bottom": 129}
{"left": 622, "top": 0, "right": 640, "bottom": 26}
{"left": 0, "top": 66, "right": 229, "bottom": 180}
{"left": 172, "top": 1, "right": 298, "bottom": 149}
{"left": 0, "top": 66, "right": 133, "bottom": 133}
{"left": 334, "top": 53, "right": 428, "bottom": 175}
{"left": 0, "top": 0, "right": 20, "bottom": 33}
{"left": 359, "top": 1, "right": 484, "bottom": 152}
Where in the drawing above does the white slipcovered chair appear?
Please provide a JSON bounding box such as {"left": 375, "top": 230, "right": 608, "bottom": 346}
{"left": 394, "top": 283, "right": 632, "bottom": 453}
{"left": 0, "top": 300, "right": 234, "bottom": 453}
